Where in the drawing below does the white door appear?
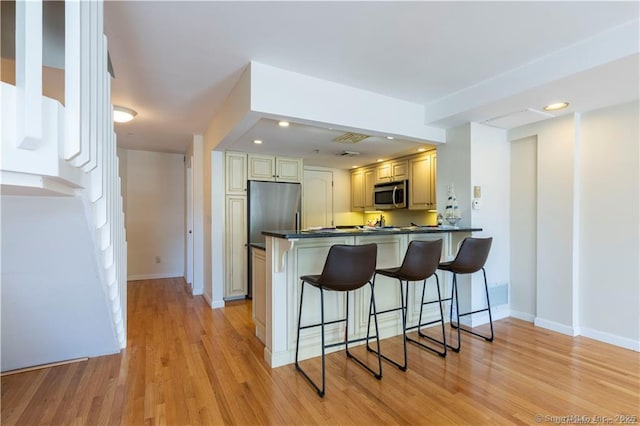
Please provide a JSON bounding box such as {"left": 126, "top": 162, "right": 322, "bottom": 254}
{"left": 186, "top": 156, "right": 194, "bottom": 288}
{"left": 303, "top": 169, "right": 333, "bottom": 228}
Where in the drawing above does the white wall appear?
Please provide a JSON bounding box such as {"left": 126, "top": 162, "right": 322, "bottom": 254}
{"left": 1, "top": 196, "right": 120, "bottom": 371}
{"left": 123, "top": 150, "right": 185, "bottom": 280}
{"left": 469, "top": 123, "right": 510, "bottom": 313}
{"left": 578, "top": 101, "right": 639, "bottom": 347}
{"left": 438, "top": 123, "right": 510, "bottom": 321}
{"left": 509, "top": 101, "right": 639, "bottom": 350}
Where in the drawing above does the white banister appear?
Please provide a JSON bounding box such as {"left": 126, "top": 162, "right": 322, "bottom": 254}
{"left": 15, "top": 0, "right": 43, "bottom": 150}
{"left": 71, "top": 0, "right": 92, "bottom": 168}
{"left": 64, "top": 0, "right": 81, "bottom": 160}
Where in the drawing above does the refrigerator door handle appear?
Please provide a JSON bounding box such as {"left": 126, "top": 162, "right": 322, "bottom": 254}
{"left": 295, "top": 212, "right": 301, "bottom": 232}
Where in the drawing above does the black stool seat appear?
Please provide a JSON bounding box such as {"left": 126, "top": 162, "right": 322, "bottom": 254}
{"left": 295, "top": 243, "right": 382, "bottom": 397}
{"left": 437, "top": 237, "right": 494, "bottom": 352}
{"left": 366, "top": 239, "right": 446, "bottom": 371}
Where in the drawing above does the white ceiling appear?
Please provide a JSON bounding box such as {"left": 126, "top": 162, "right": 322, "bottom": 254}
{"left": 103, "top": 1, "right": 640, "bottom": 168}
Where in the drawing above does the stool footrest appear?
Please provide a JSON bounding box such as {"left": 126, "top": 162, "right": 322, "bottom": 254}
{"left": 299, "top": 317, "right": 346, "bottom": 330}
{"left": 325, "top": 335, "right": 370, "bottom": 350}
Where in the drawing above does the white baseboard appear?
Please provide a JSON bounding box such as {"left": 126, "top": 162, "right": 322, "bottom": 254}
{"left": 580, "top": 327, "right": 640, "bottom": 352}
{"left": 127, "top": 273, "right": 183, "bottom": 281}
{"left": 510, "top": 310, "right": 535, "bottom": 322}
{"left": 534, "top": 317, "right": 579, "bottom": 336}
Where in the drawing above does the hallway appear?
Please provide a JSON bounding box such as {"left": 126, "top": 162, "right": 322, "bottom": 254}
{"left": 2, "top": 278, "right": 638, "bottom": 425}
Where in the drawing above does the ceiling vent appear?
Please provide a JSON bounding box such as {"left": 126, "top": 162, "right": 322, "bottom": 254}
{"left": 333, "top": 132, "right": 370, "bottom": 144}
{"left": 483, "top": 108, "right": 555, "bottom": 129}
{"left": 339, "top": 150, "right": 360, "bottom": 157}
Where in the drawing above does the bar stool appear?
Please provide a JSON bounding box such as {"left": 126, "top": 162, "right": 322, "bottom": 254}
{"left": 366, "top": 239, "right": 446, "bottom": 371}
{"left": 294, "top": 243, "right": 382, "bottom": 397}
{"left": 438, "top": 237, "right": 493, "bottom": 352}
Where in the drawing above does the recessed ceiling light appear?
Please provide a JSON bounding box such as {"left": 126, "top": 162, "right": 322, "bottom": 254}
{"left": 113, "top": 106, "right": 137, "bottom": 123}
{"left": 417, "top": 148, "right": 426, "bottom": 152}
{"left": 544, "top": 102, "right": 569, "bottom": 111}
{"left": 376, "top": 159, "right": 384, "bottom": 162}
{"left": 253, "top": 139, "right": 263, "bottom": 144}
{"left": 278, "top": 121, "right": 290, "bottom": 127}
{"left": 352, "top": 165, "right": 358, "bottom": 169}
{"left": 386, "top": 136, "right": 394, "bottom": 140}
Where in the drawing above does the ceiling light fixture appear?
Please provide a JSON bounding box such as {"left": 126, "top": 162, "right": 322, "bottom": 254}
{"left": 386, "top": 136, "right": 394, "bottom": 140}
{"left": 278, "top": 121, "right": 290, "bottom": 127}
{"left": 543, "top": 102, "right": 570, "bottom": 111}
{"left": 417, "top": 148, "right": 426, "bottom": 152}
{"left": 253, "top": 139, "right": 263, "bottom": 144}
{"left": 113, "top": 105, "right": 137, "bottom": 123}
{"left": 376, "top": 159, "right": 384, "bottom": 162}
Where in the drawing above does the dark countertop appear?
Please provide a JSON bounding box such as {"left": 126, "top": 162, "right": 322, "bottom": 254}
{"left": 262, "top": 226, "right": 482, "bottom": 239}
{"left": 250, "top": 242, "right": 266, "bottom": 250}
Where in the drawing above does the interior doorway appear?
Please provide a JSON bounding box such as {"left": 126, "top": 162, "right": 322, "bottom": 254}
{"left": 509, "top": 135, "right": 537, "bottom": 321}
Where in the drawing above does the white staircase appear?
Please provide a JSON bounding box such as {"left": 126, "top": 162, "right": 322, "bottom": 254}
{"left": 0, "top": 0, "right": 127, "bottom": 371}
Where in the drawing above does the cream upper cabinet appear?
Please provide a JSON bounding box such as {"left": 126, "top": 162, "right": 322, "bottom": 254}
{"left": 408, "top": 151, "right": 436, "bottom": 210}
{"left": 363, "top": 167, "right": 376, "bottom": 210}
{"left": 351, "top": 168, "right": 364, "bottom": 211}
{"left": 248, "top": 154, "right": 302, "bottom": 182}
{"left": 351, "top": 166, "right": 375, "bottom": 211}
{"left": 276, "top": 157, "right": 303, "bottom": 182}
{"left": 376, "top": 159, "right": 408, "bottom": 184}
{"left": 225, "top": 151, "right": 247, "bottom": 194}
{"left": 248, "top": 154, "right": 275, "bottom": 181}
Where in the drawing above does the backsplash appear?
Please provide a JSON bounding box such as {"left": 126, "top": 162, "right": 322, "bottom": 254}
{"left": 336, "top": 210, "right": 438, "bottom": 227}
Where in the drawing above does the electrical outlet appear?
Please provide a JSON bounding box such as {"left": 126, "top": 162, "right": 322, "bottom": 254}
{"left": 155, "top": 256, "right": 161, "bottom": 264}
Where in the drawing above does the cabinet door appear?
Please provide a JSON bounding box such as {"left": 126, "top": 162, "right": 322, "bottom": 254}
{"left": 248, "top": 154, "right": 276, "bottom": 181}
{"left": 391, "top": 159, "right": 408, "bottom": 181}
{"left": 351, "top": 169, "right": 364, "bottom": 211}
{"left": 408, "top": 154, "right": 432, "bottom": 210}
{"left": 363, "top": 167, "right": 376, "bottom": 209}
{"left": 225, "top": 152, "right": 247, "bottom": 194}
{"left": 429, "top": 151, "right": 437, "bottom": 208}
{"left": 276, "top": 157, "right": 302, "bottom": 182}
{"left": 251, "top": 248, "right": 267, "bottom": 343}
{"left": 225, "top": 196, "right": 247, "bottom": 298}
{"left": 376, "top": 162, "right": 392, "bottom": 184}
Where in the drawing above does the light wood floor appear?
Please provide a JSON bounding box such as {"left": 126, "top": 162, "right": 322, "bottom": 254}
{"left": 2, "top": 278, "right": 638, "bottom": 425}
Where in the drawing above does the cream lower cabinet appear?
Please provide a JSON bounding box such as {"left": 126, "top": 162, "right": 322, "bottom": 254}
{"left": 225, "top": 195, "right": 247, "bottom": 299}
{"left": 251, "top": 247, "right": 266, "bottom": 343}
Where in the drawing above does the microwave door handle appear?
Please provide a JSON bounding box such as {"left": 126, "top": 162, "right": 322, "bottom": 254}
{"left": 392, "top": 186, "right": 399, "bottom": 208}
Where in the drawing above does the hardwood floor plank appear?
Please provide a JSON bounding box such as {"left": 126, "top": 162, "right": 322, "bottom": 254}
{"left": 2, "top": 278, "right": 638, "bottom": 425}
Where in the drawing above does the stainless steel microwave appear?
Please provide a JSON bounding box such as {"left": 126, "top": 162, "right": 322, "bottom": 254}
{"left": 374, "top": 180, "right": 407, "bottom": 209}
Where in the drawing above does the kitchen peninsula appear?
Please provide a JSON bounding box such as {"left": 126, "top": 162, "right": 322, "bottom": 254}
{"left": 254, "top": 226, "right": 481, "bottom": 368}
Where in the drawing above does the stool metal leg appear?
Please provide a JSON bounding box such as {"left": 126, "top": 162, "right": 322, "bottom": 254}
{"left": 448, "top": 274, "right": 462, "bottom": 352}
{"left": 447, "top": 269, "right": 495, "bottom": 352}
{"left": 347, "top": 282, "right": 383, "bottom": 379}
{"left": 366, "top": 276, "right": 408, "bottom": 371}
{"left": 296, "top": 281, "right": 382, "bottom": 398}
{"left": 408, "top": 274, "right": 447, "bottom": 357}
{"left": 294, "top": 282, "right": 327, "bottom": 397}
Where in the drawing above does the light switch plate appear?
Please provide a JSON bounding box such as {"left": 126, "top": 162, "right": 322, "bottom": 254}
{"left": 474, "top": 186, "right": 481, "bottom": 198}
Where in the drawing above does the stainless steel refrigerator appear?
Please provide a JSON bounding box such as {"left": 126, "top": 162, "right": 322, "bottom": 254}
{"left": 247, "top": 180, "right": 301, "bottom": 296}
